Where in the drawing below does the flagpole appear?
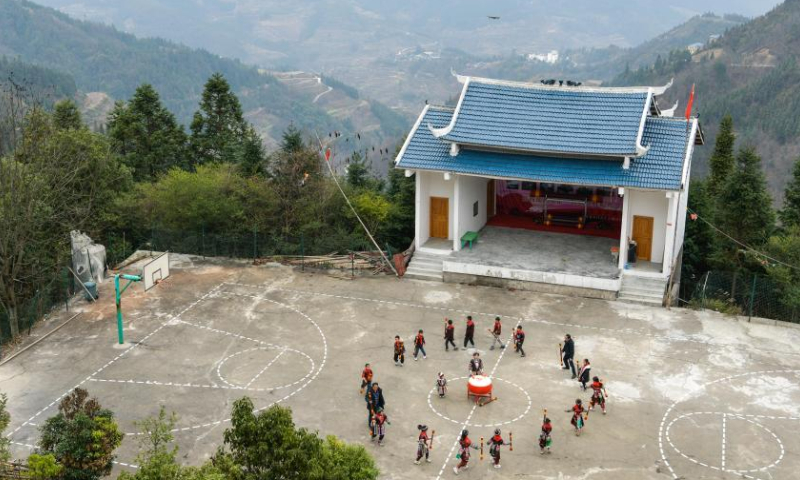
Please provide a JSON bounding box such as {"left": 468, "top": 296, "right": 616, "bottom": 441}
{"left": 315, "top": 131, "right": 399, "bottom": 277}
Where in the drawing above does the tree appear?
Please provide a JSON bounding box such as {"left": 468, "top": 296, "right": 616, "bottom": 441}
{"left": 0, "top": 393, "right": 10, "bottom": 462}
{"left": 383, "top": 145, "right": 415, "bottom": 250}
{"left": 27, "top": 454, "right": 63, "bottom": 480}
{"left": 280, "top": 124, "right": 304, "bottom": 154}
{"left": 346, "top": 151, "right": 370, "bottom": 189}
{"left": 189, "top": 73, "right": 247, "bottom": 166}
{"left": 119, "top": 407, "right": 224, "bottom": 480}
{"left": 39, "top": 388, "right": 123, "bottom": 480}
{"left": 682, "top": 180, "right": 716, "bottom": 288}
{"left": 133, "top": 164, "right": 248, "bottom": 233}
{"left": 237, "top": 126, "right": 267, "bottom": 177}
{"left": 707, "top": 115, "right": 736, "bottom": 199}
{"left": 107, "top": 84, "right": 188, "bottom": 181}
{"left": 53, "top": 99, "right": 82, "bottom": 130}
{"left": 0, "top": 90, "right": 131, "bottom": 339}
{"left": 714, "top": 146, "right": 775, "bottom": 271}
{"left": 213, "top": 399, "right": 378, "bottom": 480}
{"left": 766, "top": 227, "right": 800, "bottom": 311}
{"left": 779, "top": 157, "right": 800, "bottom": 229}
{"left": 319, "top": 436, "right": 379, "bottom": 480}
{"left": 215, "top": 399, "right": 325, "bottom": 480}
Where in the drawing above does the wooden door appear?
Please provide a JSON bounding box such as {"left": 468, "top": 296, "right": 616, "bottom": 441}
{"left": 487, "top": 180, "right": 495, "bottom": 218}
{"left": 632, "top": 216, "right": 654, "bottom": 261}
{"left": 430, "top": 197, "right": 449, "bottom": 239}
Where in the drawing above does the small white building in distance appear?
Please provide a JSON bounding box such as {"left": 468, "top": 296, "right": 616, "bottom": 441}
{"left": 687, "top": 42, "right": 705, "bottom": 54}
{"left": 395, "top": 75, "right": 704, "bottom": 306}
{"left": 527, "top": 50, "right": 559, "bottom": 64}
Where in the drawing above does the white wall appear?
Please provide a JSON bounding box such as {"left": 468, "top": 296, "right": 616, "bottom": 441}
{"left": 455, "top": 175, "right": 488, "bottom": 250}
{"left": 626, "top": 189, "right": 668, "bottom": 264}
{"left": 416, "top": 171, "right": 455, "bottom": 248}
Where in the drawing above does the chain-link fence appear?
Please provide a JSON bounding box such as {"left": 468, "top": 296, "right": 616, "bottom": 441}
{"left": 103, "top": 227, "right": 393, "bottom": 274}
{"left": 685, "top": 270, "right": 799, "bottom": 323}
{"left": 0, "top": 266, "right": 75, "bottom": 346}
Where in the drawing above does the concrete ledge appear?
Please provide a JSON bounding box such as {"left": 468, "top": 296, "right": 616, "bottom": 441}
{"left": 444, "top": 260, "right": 620, "bottom": 292}
{"left": 443, "top": 271, "right": 618, "bottom": 300}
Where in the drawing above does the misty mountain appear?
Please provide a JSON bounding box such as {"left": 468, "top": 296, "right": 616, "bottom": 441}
{"left": 612, "top": 0, "right": 800, "bottom": 199}
{"left": 0, "top": 0, "right": 407, "bottom": 152}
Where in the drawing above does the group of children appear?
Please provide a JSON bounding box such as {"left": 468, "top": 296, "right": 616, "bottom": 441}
{"left": 359, "top": 316, "right": 609, "bottom": 472}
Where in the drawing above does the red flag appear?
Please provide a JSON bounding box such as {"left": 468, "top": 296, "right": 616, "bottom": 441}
{"left": 324, "top": 147, "right": 332, "bottom": 162}
{"left": 684, "top": 84, "right": 695, "bottom": 120}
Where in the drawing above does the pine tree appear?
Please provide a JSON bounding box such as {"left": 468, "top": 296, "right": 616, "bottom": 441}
{"left": 779, "top": 157, "right": 800, "bottom": 228}
{"left": 107, "top": 84, "right": 188, "bottom": 181}
{"left": 189, "top": 73, "right": 247, "bottom": 166}
{"left": 714, "top": 146, "right": 775, "bottom": 271}
{"left": 707, "top": 115, "right": 736, "bottom": 198}
{"left": 52, "top": 99, "right": 82, "bottom": 130}
{"left": 682, "top": 180, "right": 715, "bottom": 286}
{"left": 238, "top": 126, "right": 267, "bottom": 177}
{"left": 346, "top": 151, "right": 369, "bottom": 189}
{"left": 281, "top": 124, "right": 304, "bottom": 153}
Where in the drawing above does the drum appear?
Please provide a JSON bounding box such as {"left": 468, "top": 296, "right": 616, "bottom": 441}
{"left": 468, "top": 375, "right": 493, "bottom": 396}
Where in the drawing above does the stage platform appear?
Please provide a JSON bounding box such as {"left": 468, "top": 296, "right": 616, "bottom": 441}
{"left": 443, "top": 226, "right": 622, "bottom": 299}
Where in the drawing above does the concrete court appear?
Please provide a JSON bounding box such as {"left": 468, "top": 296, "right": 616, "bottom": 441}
{"left": 2, "top": 254, "right": 800, "bottom": 480}
{"left": 452, "top": 226, "right": 620, "bottom": 279}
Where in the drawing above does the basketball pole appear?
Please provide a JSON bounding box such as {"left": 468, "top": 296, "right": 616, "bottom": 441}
{"left": 114, "top": 274, "right": 141, "bottom": 344}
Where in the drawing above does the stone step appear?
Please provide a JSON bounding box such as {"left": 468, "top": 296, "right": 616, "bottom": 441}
{"left": 409, "top": 257, "right": 444, "bottom": 268}
{"left": 404, "top": 270, "right": 443, "bottom": 281}
{"left": 622, "top": 276, "right": 667, "bottom": 288}
{"left": 406, "top": 264, "right": 443, "bottom": 275}
{"left": 620, "top": 286, "right": 665, "bottom": 297}
{"left": 618, "top": 292, "right": 663, "bottom": 306}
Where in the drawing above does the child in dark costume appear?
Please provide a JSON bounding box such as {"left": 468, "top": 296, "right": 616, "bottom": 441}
{"left": 539, "top": 417, "right": 553, "bottom": 454}
{"left": 486, "top": 428, "right": 506, "bottom": 469}
{"left": 370, "top": 407, "right": 389, "bottom": 446}
{"left": 414, "top": 425, "right": 432, "bottom": 464}
{"left": 566, "top": 399, "right": 586, "bottom": 436}
{"left": 394, "top": 335, "right": 406, "bottom": 366}
{"left": 589, "top": 376, "right": 607, "bottom": 414}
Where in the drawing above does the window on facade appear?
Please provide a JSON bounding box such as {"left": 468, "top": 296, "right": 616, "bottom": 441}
{"left": 473, "top": 201, "right": 479, "bottom": 217}
{"left": 506, "top": 180, "right": 520, "bottom": 190}
{"left": 521, "top": 181, "right": 535, "bottom": 191}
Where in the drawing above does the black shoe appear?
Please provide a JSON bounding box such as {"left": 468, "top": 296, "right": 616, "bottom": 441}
{"left": 562, "top": 367, "right": 569, "bottom": 370}
{"left": 500, "top": 345, "right": 505, "bottom": 349}
{"left": 571, "top": 374, "right": 577, "bottom": 379}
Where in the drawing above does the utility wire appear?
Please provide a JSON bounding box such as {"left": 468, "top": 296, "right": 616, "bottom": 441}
{"left": 688, "top": 208, "right": 800, "bottom": 272}
{"left": 315, "top": 131, "right": 399, "bottom": 277}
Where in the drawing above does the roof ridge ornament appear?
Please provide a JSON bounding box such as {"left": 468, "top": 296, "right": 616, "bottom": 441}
{"left": 429, "top": 77, "right": 471, "bottom": 138}
{"left": 652, "top": 78, "right": 674, "bottom": 96}
{"left": 661, "top": 100, "right": 680, "bottom": 117}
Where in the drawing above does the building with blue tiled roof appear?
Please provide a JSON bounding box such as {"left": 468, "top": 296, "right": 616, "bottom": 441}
{"left": 395, "top": 75, "right": 703, "bottom": 303}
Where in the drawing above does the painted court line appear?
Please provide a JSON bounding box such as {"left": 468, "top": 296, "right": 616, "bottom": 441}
{"left": 6, "top": 283, "right": 226, "bottom": 439}
{"left": 224, "top": 282, "right": 731, "bottom": 348}
{"left": 659, "top": 369, "right": 799, "bottom": 480}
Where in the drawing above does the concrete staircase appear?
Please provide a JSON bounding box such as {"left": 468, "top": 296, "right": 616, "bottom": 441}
{"left": 618, "top": 275, "right": 667, "bottom": 307}
{"left": 404, "top": 251, "right": 446, "bottom": 281}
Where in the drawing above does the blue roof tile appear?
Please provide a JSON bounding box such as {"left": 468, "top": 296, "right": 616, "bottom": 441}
{"left": 397, "top": 106, "right": 694, "bottom": 191}
{"left": 439, "top": 81, "right": 650, "bottom": 157}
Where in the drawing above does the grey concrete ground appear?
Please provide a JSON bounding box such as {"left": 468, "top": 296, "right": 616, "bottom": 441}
{"left": 2, "top": 254, "right": 800, "bottom": 479}
{"left": 453, "top": 227, "right": 620, "bottom": 279}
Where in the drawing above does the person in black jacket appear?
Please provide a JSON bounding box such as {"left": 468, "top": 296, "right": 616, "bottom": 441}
{"left": 514, "top": 325, "right": 526, "bottom": 357}
{"left": 365, "top": 382, "right": 385, "bottom": 425}
{"left": 463, "top": 316, "right": 476, "bottom": 348}
{"left": 562, "top": 334, "right": 576, "bottom": 378}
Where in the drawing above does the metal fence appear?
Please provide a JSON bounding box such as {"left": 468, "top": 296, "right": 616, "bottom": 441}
{"left": 0, "top": 266, "right": 75, "bottom": 346}
{"left": 685, "top": 270, "right": 799, "bottom": 323}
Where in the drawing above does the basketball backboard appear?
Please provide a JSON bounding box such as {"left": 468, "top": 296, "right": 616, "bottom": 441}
{"left": 143, "top": 252, "right": 170, "bottom": 291}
